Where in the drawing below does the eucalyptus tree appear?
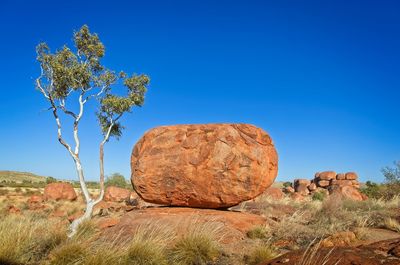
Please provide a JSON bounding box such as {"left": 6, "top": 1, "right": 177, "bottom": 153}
{"left": 35, "top": 25, "right": 149, "bottom": 236}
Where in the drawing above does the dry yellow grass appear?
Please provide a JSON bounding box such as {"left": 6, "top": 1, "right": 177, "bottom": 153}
{"left": 382, "top": 217, "right": 400, "bottom": 233}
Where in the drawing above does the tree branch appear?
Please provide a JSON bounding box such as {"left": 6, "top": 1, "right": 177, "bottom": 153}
{"left": 93, "top": 120, "right": 115, "bottom": 205}
{"left": 60, "top": 99, "right": 78, "bottom": 119}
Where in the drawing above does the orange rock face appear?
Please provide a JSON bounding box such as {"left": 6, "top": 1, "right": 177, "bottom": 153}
{"left": 329, "top": 185, "right": 365, "bottom": 201}
{"left": 44, "top": 182, "right": 77, "bottom": 201}
{"left": 106, "top": 207, "right": 266, "bottom": 244}
{"left": 345, "top": 172, "right": 358, "bottom": 180}
{"left": 318, "top": 171, "right": 337, "bottom": 180}
{"left": 263, "top": 187, "right": 285, "bottom": 200}
{"left": 104, "top": 186, "right": 131, "bottom": 202}
{"left": 131, "top": 124, "right": 278, "bottom": 208}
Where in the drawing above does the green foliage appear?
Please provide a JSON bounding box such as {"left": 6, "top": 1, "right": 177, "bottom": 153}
{"left": 97, "top": 73, "right": 150, "bottom": 138}
{"left": 312, "top": 191, "right": 326, "bottom": 201}
{"left": 383, "top": 161, "right": 400, "bottom": 184}
{"left": 382, "top": 161, "right": 400, "bottom": 198}
{"left": 72, "top": 181, "right": 99, "bottom": 189}
{"left": 105, "top": 173, "right": 129, "bottom": 189}
{"left": 361, "top": 181, "right": 383, "bottom": 199}
{"left": 46, "top": 176, "right": 58, "bottom": 184}
{"left": 283, "top": 181, "right": 293, "bottom": 188}
{"left": 36, "top": 24, "right": 150, "bottom": 140}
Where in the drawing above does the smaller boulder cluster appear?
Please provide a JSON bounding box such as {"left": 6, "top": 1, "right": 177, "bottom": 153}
{"left": 284, "top": 171, "right": 366, "bottom": 201}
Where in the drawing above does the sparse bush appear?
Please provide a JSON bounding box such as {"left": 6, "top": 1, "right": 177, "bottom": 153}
{"left": 382, "top": 161, "right": 400, "bottom": 199}
{"left": 312, "top": 191, "right": 326, "bottom": 201}
{"left": 361, "top": 181, "right": 383, "bottom": 199}
{"left": 283, "top": 181, "right": 292, "bottom": 188}
{"left": 245, "top": 243, "right": 277, "bottom": 265}
{"left": 105, "top": 173, "right": 129, "bottom": 189}
{"left": 46, "top": 176, "right": 58, "bottom": 184}
{"left": 0, "top": 189, "right": 9, "bottom": 196}
{"left": 14, "top": 187, "right": 22, "bottom": 193}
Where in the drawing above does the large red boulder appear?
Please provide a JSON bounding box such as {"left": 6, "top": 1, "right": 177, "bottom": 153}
{"left": 44, "top": 182, "right": 77, "bottom": 201}
{"left": 131, "top": 124, "right": 278, "bottom": 208}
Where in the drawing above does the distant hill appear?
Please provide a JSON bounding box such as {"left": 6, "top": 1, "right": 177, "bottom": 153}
{"left": 0, "top": 171, "right": 49, "bottom": 183}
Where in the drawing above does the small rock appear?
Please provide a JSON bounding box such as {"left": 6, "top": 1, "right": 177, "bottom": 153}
{"left": 321, "top": 231, "right": 356, "bottom": 247}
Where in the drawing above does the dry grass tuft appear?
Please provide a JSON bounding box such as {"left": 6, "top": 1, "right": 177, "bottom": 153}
{"left": 48, "top": 241, "right": 87, "bottom": 265}
{"left": 296, "top": 239, "right": 337, "bottom": 265}
{"left": 169, "top": 233, "right": 220, "bottom": 265}
{"left": 245, "top": 243, "right": 277, "bottom": 265}
{"left": 382, "top": 217, "right": 400, "bottom": 233}
{"left": 247, "top": 225, "right": 269, "bottom": 239}
{"left": 0, "top": 214, "right": 67, "bottom": 264}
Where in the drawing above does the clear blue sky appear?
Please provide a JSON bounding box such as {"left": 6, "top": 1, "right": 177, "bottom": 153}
{"left": 0, "top": 0, "right": 399, "bottom": 183}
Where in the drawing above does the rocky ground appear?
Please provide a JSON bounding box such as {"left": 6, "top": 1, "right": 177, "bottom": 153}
{"left": 1, "top": 182, "right": 399, "bottom": 264}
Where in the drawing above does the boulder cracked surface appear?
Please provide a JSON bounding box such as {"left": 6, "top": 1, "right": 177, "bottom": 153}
{"left": 131, "top": 124, "right": 278, "bottom": 208}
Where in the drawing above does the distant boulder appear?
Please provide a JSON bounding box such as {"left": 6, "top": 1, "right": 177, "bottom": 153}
{"left": 104, "top": 186, "right": 132, "bottom": 203}
{"left": 329, "top": 185, "right": 365, "bottom": 201}
{"left": 263, "top": 187, "right": 285, "bottom": 200}
{"left": 44, "top": 182, "right": 77, "bottom": 201}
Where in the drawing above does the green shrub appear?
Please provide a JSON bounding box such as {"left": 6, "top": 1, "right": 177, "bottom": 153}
{"left": 283, "top": 181, "right": 293, "bottom": 188}
{"left": 312, "top": 191, "right": 326, "bottom": 201}
{"left": 382, "top": 161, "right": 400, "bottom": 199}
{"left": 361, "top": 181, "right": 383, "bottom": 199}
{"left": 46, "top": 177, "right": 58, "bottom": 184}
{"left": 105, "top": 173, "right": 129, "bottom": 189}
